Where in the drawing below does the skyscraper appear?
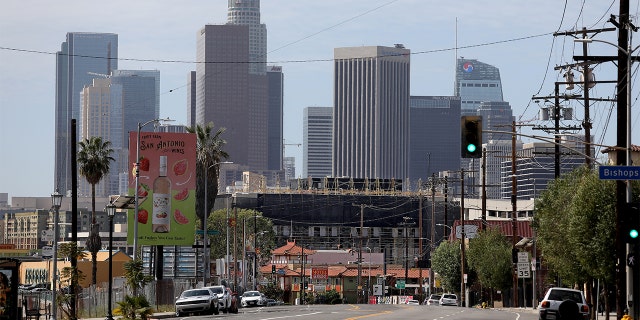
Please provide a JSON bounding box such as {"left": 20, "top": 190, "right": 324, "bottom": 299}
{"left": 55, "top": 32, "right": 118, "bottom": 194}
{"left": 227, "top": 0, "right": 267, "bottom": 75}
{"left": 333, "top": 45, "right": 410, "bottom": 180}
{"left": 303, "top": 106, "right": 332, "bottom": 178}
{"left": 196, "top": 24, "right": 268, "bottom": 170}
{"left": 196, "top": 0, "right": 270, "bottom": 171}
{"left": 78, "top": 71, "right": 158, "bottom": 197}
{"left": 454, "top": 58, "right": 503, "bottom": 115}
{"left": 408, "top": 96, "right": 461, "bottom": 186}
{"left": 79, "top": 78, "right": 123, "bottom": 197}
{"left": 267, "top": 66, "right": 284, "bottom": 171}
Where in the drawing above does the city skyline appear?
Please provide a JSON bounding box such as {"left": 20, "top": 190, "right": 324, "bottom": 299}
{"left": 0, "top": 1, "right": 630, "bottom": 198}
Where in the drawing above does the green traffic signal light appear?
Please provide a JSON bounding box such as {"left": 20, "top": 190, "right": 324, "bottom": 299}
{"left": 461, "top": 116, "right": 482, "bottom": 158}
{"left": 631, "top": 229, "right": 639, "bottom": 239}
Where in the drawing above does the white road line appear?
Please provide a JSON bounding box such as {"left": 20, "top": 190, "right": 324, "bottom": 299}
{"left": 256, "top": 312, "right": 323, "bottom": 320}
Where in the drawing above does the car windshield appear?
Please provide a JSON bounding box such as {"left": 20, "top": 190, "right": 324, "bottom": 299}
{"left": 244, "top": 292, "right": 260, "bottom": 297}
{"left": 431, "top": 295, "right": 441, "bottom": 300}
{"left": 182, "top": 289, "right": 210, "bottom": 297}
{"left": 443, "top": 294, "right": 456, "bottom": 299}
{"left": 208, "top": 287, "right": 223, "bottom": 294}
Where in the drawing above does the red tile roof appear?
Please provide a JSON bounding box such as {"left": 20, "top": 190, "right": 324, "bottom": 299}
{"left": 449, "top": 219, "right": 533, "bottom": 240}
{"left": 271, "top": 240, "right": 317, "bottom": 256}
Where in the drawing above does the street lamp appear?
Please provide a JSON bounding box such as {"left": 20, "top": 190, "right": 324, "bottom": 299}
{"left": 133, "top": 117, "right": 172, "bottom": 259}
{"left": 105, "top": 201, "right": 116, "bottom": 320}
{"left": 203, "top": 161, "right": 231, "bottom": 287}
{"left": 50, "top": 189, "right": 63, "bottom": 320}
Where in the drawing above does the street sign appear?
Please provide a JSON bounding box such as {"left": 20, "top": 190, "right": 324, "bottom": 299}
{"left": 455, "top": 225, "right": 479, "bottom": 239}
{"left": 195, "top": 229, "right": 220, "bottom": 235}
{"left": 599, "top": 166, "right": 640, "bottom": 180}
{"left": 517, "top": 262, "right": 530, "bottom": 278}
{"left": 517, "top": 252, "right": 529, "bottom": 263}
{"left": 41, "top": 230, "right": 54, "bottom": 242}
{"left": 373, "top": 285, "right": 383, "bottom": 296}
{"left": 396, "top": 280, "right": 406, "bottom": 289}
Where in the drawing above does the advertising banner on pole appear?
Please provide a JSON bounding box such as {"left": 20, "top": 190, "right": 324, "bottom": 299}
{"left": 128, "top": 132, "right": 197, "bottom": 245}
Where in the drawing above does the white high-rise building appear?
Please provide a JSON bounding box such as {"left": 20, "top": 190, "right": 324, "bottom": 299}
{"left": 333, "top": 45, "right": 410, "bottom": 180}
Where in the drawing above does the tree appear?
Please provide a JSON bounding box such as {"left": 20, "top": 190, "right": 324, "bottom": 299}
{"left": 77, "top": 136, "right": 114, "bottom": 285}
{"left": 207, "top": 208, "right": 275, "bottom": 263}
{"left": 467, "top": 228, "right": 512, "bottom": 297}
{"left": 113, "top": 259, "right": 154, "bottom": 320}
{"left": 185, "top": 122, "right": 228, "bottom": 231}
{"left": 57, "top": 242, "right": 87, "bottom": 320}
{"left": 431, "top": 240, "right": 461, "bottom": 294}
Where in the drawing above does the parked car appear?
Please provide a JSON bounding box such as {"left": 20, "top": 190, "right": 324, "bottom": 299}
{"left": 439, "top": 293, "right": 458, "bottom": 306}
{"left": 241, "top": 290, "right": 266, "bottom": 307}
{"left": 174, "top": 288, "right": 219, "bottom": 316}
{"left": 539, "top": 287, "right": 589, "bottom": 320}
{"left": 406, "top": 299, "right": 420, "bottom": 305}
{"left": 205, "top": 285, "right": 232, "bottom": 313}
{"left": 424, "top": 294, "right": 441, "bottom": 305}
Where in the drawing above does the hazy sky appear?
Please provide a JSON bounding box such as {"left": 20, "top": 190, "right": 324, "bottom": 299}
{"left": 0, "top": 0, "right": 635, "bottom": 199}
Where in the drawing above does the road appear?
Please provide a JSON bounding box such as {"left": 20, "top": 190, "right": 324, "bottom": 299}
{"left": 175, "top": 304, "right": 540, "bottom": 320}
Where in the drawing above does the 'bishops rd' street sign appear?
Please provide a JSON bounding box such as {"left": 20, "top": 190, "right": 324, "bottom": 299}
{"left": 599, "top": 166, "right": 640, "bottom": 180}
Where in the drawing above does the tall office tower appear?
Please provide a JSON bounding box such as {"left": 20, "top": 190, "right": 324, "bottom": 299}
{"left": 55, "top": 32, "right": 118, "bottom": 194}
{"left": 196, "top": 24, "right": 268, "bottom": 170}
{"left": 110, "top": 70, "right": 159, "bottom": 146}
{"left": 480, "top": 140, "right": 520, "bottom": 199}
{"left": 227, "top": 0, "right": 267, "bottom": 75}
{"left": 333, "top": 45, "right": 410, "bottom": 180}
{"left": 187, "top": 71, "right": 197, "bottom": 128}
{"left": 454, "top": 58, "right": 503, "bottom": 115}
{"left": 303, "top": 106, "right": 333, "bottom": 178}
{"left": 111, "top": 70, "right": 160, "bottom": 117}
{"left": 500, "top": 137, "right": 588, "bottom": 200}
{"left": 408, "top": 96, "right": 461, "bottom": 187}
{"left": 79, "top": 71, "right": 158, "bottom": 197}
{"left": 79, "top": 78, "right": 124, "bottom": 197}
{"left": 477, "top": 101, "right": 514, "bottom": 142}
{"left": 267, "top": 66, "right": 284, "bottom": 171}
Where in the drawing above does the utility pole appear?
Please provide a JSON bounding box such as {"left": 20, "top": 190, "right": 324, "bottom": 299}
{"left": 358, "top": 204, "right": 364, "bottom": 304}
{"left": 617, "top": 5, "right": 633, "bottom": 318}
{"left": 460, "top": 168, "right": 466, "bottom": 308}
{"left": 510, "top": 121, "right": 520, "bottom": 308}
{"left": 481, "top": 148, "right": 487, "bottom": 231}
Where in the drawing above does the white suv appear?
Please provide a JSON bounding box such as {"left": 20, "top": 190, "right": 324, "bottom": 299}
{"left": 539, "top": 287, "right": 589, "bottom": 320}
{"left": 439, "top": 293, "right": 458, "bottom": 306}
{"left": 205, "top": 285, "right": 232, "bottom": 313}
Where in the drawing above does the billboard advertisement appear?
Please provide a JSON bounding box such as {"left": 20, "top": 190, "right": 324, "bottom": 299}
{"left": 128, "top": 132, "right": 197, "bottom": 245}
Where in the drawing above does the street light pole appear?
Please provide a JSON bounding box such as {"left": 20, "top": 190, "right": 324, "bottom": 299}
{"left": 134, "top": 117, "right": 172, "bottom": 259}
{"left": 203, "top": 161, "right": 230, "bottom": 287}
{"left": 105, "top": 201, "right": 116, "bottom": 320}
{"left": 51, "top": 190, "right": 63, "bottom": 320}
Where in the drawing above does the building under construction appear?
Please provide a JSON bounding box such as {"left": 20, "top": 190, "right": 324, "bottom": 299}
{"left": 221, "top": 177, "right": 459, "bottom": 267}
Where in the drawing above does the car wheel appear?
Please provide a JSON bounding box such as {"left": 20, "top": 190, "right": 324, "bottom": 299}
{"left": 175, "top": 310, "right": 182, "bottom": 317}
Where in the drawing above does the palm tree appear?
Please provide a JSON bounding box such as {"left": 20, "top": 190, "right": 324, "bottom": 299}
{"left": 185, "top": 122, "right": 228, "bottom": 230}
{"left": 77, "top": 136, "right": 114, "bottom": 286}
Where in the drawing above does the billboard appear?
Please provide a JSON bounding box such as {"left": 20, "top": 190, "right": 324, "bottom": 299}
{"left": 128, "top": 132, "right": 197, "bottom": 245}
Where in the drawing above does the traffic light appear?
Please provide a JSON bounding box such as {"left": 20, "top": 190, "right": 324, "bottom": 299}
{"left": 461, "top": 116, "right": 482, "bottom": 158}
{"left": 624, "top": 203, "right": 640, "bottom": 243}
